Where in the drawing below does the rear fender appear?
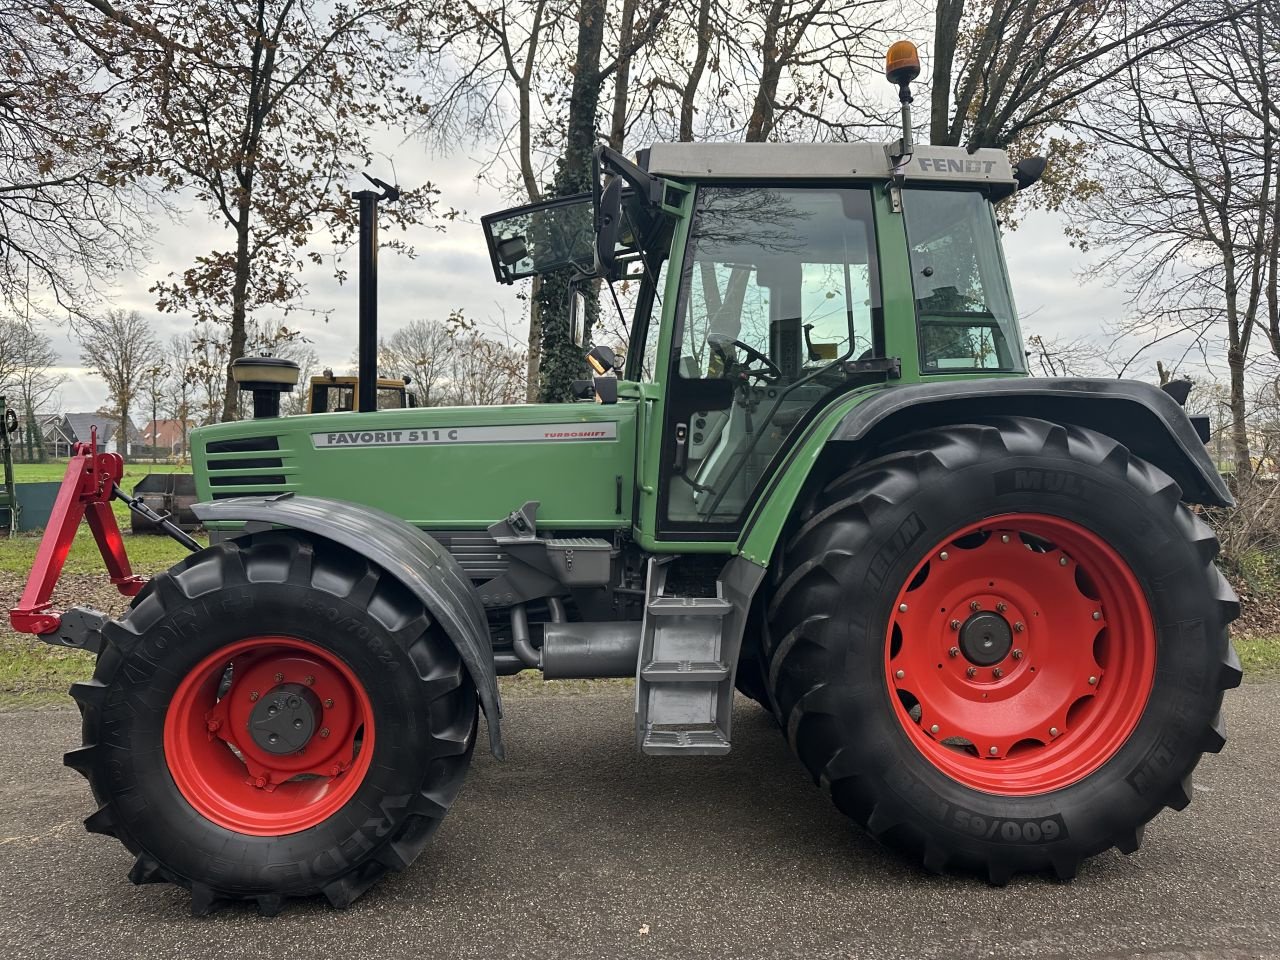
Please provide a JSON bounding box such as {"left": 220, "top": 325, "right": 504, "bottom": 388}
{"left": 737, "top": 377, "right": 1231, "bottom": 566}
{"left": 193, "top": 495, "right": 504, "bottom": 757}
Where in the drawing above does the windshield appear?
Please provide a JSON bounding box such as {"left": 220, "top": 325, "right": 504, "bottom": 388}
{"left": 902, "top": 189, "right": 1024, "bottom": 372}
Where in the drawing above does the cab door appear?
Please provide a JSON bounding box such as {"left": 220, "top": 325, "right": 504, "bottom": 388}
{"left": 638, "top": 183, "right": 886, "bottom": 547}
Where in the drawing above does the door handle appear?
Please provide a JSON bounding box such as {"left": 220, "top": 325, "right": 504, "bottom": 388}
{"left": 673, "top": 422, "right": 689, "bottom": 474}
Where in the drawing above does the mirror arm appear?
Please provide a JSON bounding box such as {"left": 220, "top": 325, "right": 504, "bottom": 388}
{"left": 593, "top": 145, "right": 663, "bottom": 207}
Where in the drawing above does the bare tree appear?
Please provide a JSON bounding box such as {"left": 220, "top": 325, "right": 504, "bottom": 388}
{"left": 0, "top": 317, "right": 64, "bottom": 459}
{"left": 166, "top": 334, "right": 196, "bottom": 461}
{"left": 380, "top": 317, "right": 457, "bottom": 406}
{"left": 930, "top": 0, "right": 1259, "bottom": 208}
{"left": 1071, "top": 0, "right": 1276, "bottom": 483}
{"left": 51, "top": 0, "right": 456, "bottom": 421}
{"left": 0, "top": 3, "right": 153, "bottom": 318}
{"left": 78, "top": 309, "right": 160, "bottom": 463}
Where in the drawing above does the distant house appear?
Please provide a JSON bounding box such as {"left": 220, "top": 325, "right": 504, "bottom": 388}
{"left": 48, "top": 413, "right": 142, "bottom": 457}
{"left": 142, "top": 419, "right": 197, "bottom": 457}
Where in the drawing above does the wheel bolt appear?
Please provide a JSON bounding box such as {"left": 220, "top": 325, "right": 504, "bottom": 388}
{"left": 274, "top": 672, "right": 284, "bottom": 683}
{"left": 939, "top": 551, "right": 949, "bottom": 560}
{"left": 929, "top": 724, "right": 940, "bottom": 734}
{"left": 992, "top": 667, "right": 1004, "bottom": 679}
{"left": 267, "top": 705, "right": 278, "bottom": 716}
{"left": 1059, "top": 557, "right": 1068, "bottom": 566}
{"left": 1000, "top": 534, "right": 1010, "bottom": 543}
{"left": 268, "top": 733, "right": 278, "bottom": 744}
{"left": 948, "top": 646, "right": 960, "bottom": 658}
{"left": 895, "top": 669, "right": 905, "bottom": 679}
{"left": 969, "top": 600, "right": 981, "bottom": 612}
{"left": 249, "top": 691, "right": 259, "bottom": 702}
{"left": 1014, "top": 622, "right": 1025, "bottom": 633}
{"left": 206, "top": 719, "right": 221, "bottom": 733}
{"left": 304, "top": 675, "right": 315, "bottom": 685}
{"left": 1012, "top": 648, "right": 1023, "bottom": 660}
{"left": 1049, "top": 727, "right": 1060, "bottom": 737}
{"left": 320, "top": 727, "right": 330, "bottom": 738}
{"left": 1088, "top": 675, "right": 1098, "bottom": 685}
{"left": 996, "top": 602, "right": 1007, "bottom": 613}
{"left": 293, "top": 718, "right": 303, "bottom": 729}
{"left": 254, "top": 776, "right": 267, "bottom": 788}
{"left": 899, "top": 603, "right": 908, "bottom": 613}
{"left": 989, "top": 746, "right": 999, "bottom": 756}
{"left": 950, "top": 619, "right": 961, "bottom": 630}
{"left": 324, "top": 698, "right": 334, "bottom": 708}
{"left": 966, "top": 666, "right": 977, "bottom": 678}
{"left": 1092, "top": 611, "right": 1102, "bottom": 621}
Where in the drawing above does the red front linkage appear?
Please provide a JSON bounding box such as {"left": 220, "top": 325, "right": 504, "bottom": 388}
{"left": 9, "top": 430, "right": 147, "bottom": 636}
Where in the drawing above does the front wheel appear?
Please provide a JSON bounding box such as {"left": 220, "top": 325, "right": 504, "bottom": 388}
{"left": 764, "top": 417, "right": 1241, "bottom": 883}
{"left": 66, "top": 531, "right": 477, "bottom": 914}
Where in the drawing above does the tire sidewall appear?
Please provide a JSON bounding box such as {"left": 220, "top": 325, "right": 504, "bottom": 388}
{"left": 819, "top": 440, "right": 1225, "bottom": 865}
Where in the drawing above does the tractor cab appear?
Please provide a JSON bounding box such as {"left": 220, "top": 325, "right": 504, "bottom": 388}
{"left": 482, "top": 137, "right": 1033, "bottom": 535}
{"left": 307, "top": 371, "right": 416, "bottom": 413}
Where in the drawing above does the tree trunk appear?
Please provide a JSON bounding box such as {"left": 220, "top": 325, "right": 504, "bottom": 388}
{"left": 745, "top": 2, "right": 783, "bottom": 143}
{"left": 930, "top": 0, "right": 964, "bottom": 145}
{"left": 1228, "top": 343, "right": 1250, "bottom": 484}
{"left": 119, "top": 402, "right": 130, "bottom": 465}
{"left": 608, "top": 0, "right": 638, "bottom": 149}
{"left": 526, "top": 277, "right": 543, "bottom": 402}
{"left": 535, "top": 0, "right": 607, "bottom": 403}
{"left": 221, "top": 202, "right": 253, "bottom": 421}
{"left": 680, "top": 0, "right": 712, "bottom": 141}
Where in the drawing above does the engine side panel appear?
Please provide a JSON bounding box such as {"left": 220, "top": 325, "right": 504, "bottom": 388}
{"left": 191, "top": 402, "right": 638, "bottom": 532}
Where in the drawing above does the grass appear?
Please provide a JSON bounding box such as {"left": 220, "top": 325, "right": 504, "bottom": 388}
{"left": 0, "top": 524, "right": 204, "bottom": 576}
{"left": 1235, "top": 634, "right": 1280, "bottom": 680}
{"left": 0, "top": 644, "right": 94, "bottom": 707}
{"left": 6, "top": 459, "right": 200, "bottom": 554}
{"left": 13, "top": 460, "right": 190, "bottom": 484}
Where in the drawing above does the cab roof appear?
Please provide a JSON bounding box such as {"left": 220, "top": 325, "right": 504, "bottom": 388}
{"left": 642, "top": 142, "right": 1016, "bottom": 194}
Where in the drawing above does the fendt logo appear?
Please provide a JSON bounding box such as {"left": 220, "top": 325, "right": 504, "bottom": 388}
{"left": 917, "top": 157, "right": 998, "bottom": 175}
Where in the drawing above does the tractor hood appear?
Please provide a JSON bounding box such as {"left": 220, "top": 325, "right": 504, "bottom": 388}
{"left": 191, "top": 401, "right": 638, "bottom": 532}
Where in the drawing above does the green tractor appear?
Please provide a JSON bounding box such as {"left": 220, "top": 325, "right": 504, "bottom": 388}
{"left": 10, "top": 46, "right": 1240, "bottom": 914}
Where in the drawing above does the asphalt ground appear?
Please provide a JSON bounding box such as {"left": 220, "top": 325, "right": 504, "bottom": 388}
{"left": 0, "top": 684, "right": 1277, "bottom": 960}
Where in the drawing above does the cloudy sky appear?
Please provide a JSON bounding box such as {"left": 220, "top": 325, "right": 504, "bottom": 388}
{"left": 43, "top": 139, "right": 1138, "bottom": 414}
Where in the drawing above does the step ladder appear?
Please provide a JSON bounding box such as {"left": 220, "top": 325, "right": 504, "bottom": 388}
{"left": 635, "top": 557, "right": 738, "bottom": 755}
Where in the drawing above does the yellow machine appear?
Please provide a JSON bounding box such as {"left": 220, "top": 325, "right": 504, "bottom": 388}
{"left": 307, "top": 371, "right": 416, "bottom": 413}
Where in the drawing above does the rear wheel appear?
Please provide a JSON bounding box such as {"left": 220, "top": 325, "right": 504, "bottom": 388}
{"left": 66, "top": 531, "right": 477, "bottom": 914}
{"left": 764, "top": 417, "right": 1241, "bottom": 882}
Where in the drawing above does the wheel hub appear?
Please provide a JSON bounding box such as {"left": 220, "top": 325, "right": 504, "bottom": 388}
{"left": 959, "top": 611, "right": 1012, "bottom": 666}
{"left": 249, "top": 683, "right": 321, "bottom": 755}
{"left": 164, "top": 636, "right": 374, "bottom": 836}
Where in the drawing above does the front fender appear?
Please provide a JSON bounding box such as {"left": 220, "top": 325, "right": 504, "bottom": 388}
{"left": 193, "top": 495, "right": 504, "bottom": 758}
{"left": 737, "top": 377, "right": 1230, "bottom": 566}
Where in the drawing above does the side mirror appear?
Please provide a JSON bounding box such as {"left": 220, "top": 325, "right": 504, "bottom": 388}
{"left": 569, "top": 283, "right": 587, "bottom": 347}
{"left": 594, "top": 176, "right": 623, "bottom": 278}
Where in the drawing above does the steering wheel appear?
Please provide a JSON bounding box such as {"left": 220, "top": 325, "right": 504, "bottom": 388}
{"left": 707, "top": 335, "right": 782, "bottom": 383}
{"left": 3, "top": 409, "right": 17, "bottom": 434}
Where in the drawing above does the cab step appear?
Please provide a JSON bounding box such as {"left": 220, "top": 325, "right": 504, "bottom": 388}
{"left": 635, "top": 557, "right": 761, "bottom": 756}
{"left": 641, "top": 729, "right": 731, "bottom": 755}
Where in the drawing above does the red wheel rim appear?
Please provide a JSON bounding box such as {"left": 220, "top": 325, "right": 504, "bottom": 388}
{"left": 164, "top": 636, "right": 375, "bottom": 835}
{"left": 885, "top": 514, "right": 1156, "bottom": 796}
